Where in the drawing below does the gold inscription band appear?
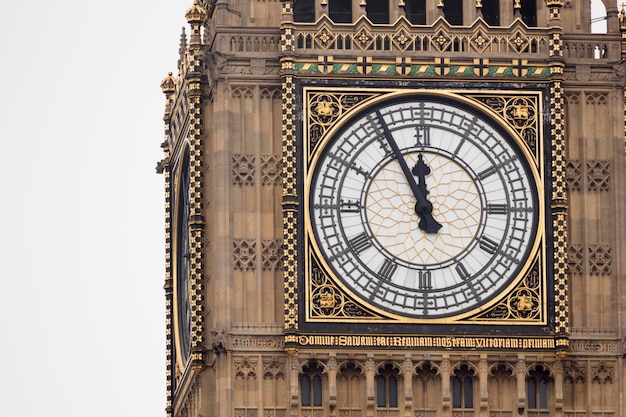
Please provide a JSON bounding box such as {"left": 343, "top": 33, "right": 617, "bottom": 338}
{"left": 296, "top": 335, "right": 556, "bottom": 350}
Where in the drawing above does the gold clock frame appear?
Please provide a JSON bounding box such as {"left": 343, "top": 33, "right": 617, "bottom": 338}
{"left": 281, "top": 83, "right": 572, "bottom": 349}
{"left": 302, "top": 88, "right": 547, "bottom": 326}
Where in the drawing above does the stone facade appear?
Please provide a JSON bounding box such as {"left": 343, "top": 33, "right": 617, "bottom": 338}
{"left": 157, "top": 1, "right": 626, "bottom": 417}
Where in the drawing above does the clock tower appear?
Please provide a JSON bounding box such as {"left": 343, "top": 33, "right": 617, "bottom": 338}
{"left": 158, "top": 1, "right": 626, "bottom": 417}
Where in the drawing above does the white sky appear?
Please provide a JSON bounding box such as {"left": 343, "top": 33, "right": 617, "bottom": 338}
{"left": 0, "top": 1, "right": 186, "bottom": 415}
{"left": 0, "top": 1, "right": 618, "bottom": 416}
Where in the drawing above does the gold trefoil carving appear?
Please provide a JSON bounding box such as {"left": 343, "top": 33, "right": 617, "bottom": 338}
{"left": 310, "top": 263, "right": 379, "bottom": 319}
{"left": 307, "top": 92, "right": 379, "bottom": 154}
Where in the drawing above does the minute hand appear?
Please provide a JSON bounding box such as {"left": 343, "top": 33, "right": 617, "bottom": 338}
{"left": 375, "top": 110, "right": 442, "bottom": 234}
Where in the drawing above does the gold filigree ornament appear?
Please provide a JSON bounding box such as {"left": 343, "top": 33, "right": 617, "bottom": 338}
{"left": 470, "top": 31, "right": 490, "bottom": 53}
{"left": 310, "top": 266, "right": 375, "bottom": 318}
{"left": 434, "top": 31, "right": 452, "bottom": 52}
{"left": 504, "top": 97, "right": 535, "bottom": 129}
{"left": 310, "top": 94, "right": 340, "bottom": 123}
{"left": 509, "top": 31, "right": 530, "bottom": 53}
{"left": 315, "top": 28, "right": 335, "bottom": 49}
{"left": 355, "top": 28, "right": 374, "bottom": 50}
{"left": 471, "top": 267, "right": 542, "bottom": 321}
{"left": 392, "top": 29, "right": 413, "bottom": 51}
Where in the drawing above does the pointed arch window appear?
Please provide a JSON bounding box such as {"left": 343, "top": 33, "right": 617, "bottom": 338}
{"left": 366, "top": 1, "right": 389, "bottom": 24}
{"left": 482, "top": 0, "right": 500, "bottom": 26}
{"left": 405, "top": 0, "right": 426, "bottom": 24}
{"left": 329, "top": 0, "right": 352, "bottom": 23}
{"left": 520, "top": 0, "right": 537, "bottom": 27}
{"left": 443, "top": 0, "right": 463, "bottom": 25}
{"left": 376, "top": 363, "right": 399, "bottom": 408}
{"left": 452, "top": 365, "right": 475, "bottom": 409}
{"left": 294, "top": 0, "right": 315, "bottom": 22}
{"left": 301, "top": 362, "right": 323, "bottom": 407}
{"left": 527, "top": 366, "right": 550, "bottom": 412}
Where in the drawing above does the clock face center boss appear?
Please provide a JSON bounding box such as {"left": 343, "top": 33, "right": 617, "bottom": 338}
{"left": 306, "top": 94, "right": 541, "bottom": 319}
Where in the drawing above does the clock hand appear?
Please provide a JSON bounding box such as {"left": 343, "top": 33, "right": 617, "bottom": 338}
{"left": 375, "top": 110, "right": 442, "bottom": 234}
{"left": 411, "top": 154, "right": 441, "bottom": 233}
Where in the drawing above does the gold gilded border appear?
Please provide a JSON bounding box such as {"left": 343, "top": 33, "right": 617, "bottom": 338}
{"left": 302, "top": 88, "right": 547, "bottom": 326}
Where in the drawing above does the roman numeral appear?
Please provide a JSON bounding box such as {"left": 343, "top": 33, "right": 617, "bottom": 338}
{"left": 418, "top": 271, "right": 432, "bottom": 289}
{"left": 349, "top": 232, "right": 373, "bottom": 254}
{"left": 455, "top": 263, "right": 471, "bottom": 281}
{"left": 478, "top": 165, "right": 497, "bottom": 180}
{"left": 415, "top": 126, "right": 431, "bottom": 147}
{"left": 350, "top": 162, "right": 369, "bottom": 178}
{"left": 479, "top": 236, "right": 499, "bottom": 254}
{"left": 378, "top": 259, "right": 398, "bottom": 281}
{"left": 339, "top": 199, "right": 361, "bottom": 213}
{"left": 487, "top": 203, "right": 509, "bottom": 215}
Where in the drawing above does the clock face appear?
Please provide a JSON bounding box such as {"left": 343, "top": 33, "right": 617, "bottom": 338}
{"left": 175, "top": 148, "right": 191, "bottom": 362}
{"left": 307, "top": 95, "right": 541, "bottom": 319}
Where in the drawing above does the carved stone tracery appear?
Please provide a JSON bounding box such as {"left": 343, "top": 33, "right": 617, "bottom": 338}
{"left": 234, "top": 239, "right": 257, "bottom": 270}
{"left": 262, "top": 239, "right": 284, "bottom": 270}
{"left": 233, "top": 154, "right": 256, "bottom": 186}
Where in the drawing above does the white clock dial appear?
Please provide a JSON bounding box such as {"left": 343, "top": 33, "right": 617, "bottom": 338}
{"left": 308, "top": 95, "right": 540, "bottom": 318}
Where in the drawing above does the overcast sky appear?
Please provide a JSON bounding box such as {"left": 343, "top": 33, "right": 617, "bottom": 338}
{"left": 0, "top": 1, "right": 614, "bottom": 416}
{"left": 0, "top": 1, "right": 186, "bottom": 415}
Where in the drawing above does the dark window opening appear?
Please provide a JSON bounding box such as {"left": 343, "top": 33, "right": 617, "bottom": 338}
{"left": 521, "top": 0, "right": 537, "bottom": 27}
{"left": 405, "top": 0, "right": 426, "bottom": 24}
{"left": 482, "top": 0, "right": 500, "bottom": 25}
{"left": 301, "top": 362, "right": 323, "bottom": 407}
{"left": 528, "top": 366, "right": 550, "bottom": 410}
{"left": 443, "top": 0, "right": 463, "bottom": 25}
{"left": 294, "top": 0, "right": 315, "bottom": 22}
{"left": 329, "top": 0, "right": 352, "bottom": 23}
{"left": 367, "top": 1, "right": 389, "bottom": 24}
{"left": 376, "top": 364, "right": 399, "bottom": 408}
{"left": 452, "top": 365, "right": 474, "bottom": 409}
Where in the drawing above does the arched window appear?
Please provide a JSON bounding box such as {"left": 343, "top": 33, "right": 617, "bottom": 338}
{"left": 405, "top": 0, "right": 426, "bottom": 24}
{"left": 301, "top": 362, "right": 323, "bottom": 407}
{"left": 329, "top": 0, "right": 352, "bottom": 23}
{"left": 443, "top": 0, "right": 463, "bottom": 25}
{"left": 482, "top": 0, "right": 500, "bottom": 26}
{"left": 528, "top": 366, "right": 550, "bottom": 412}
{"left": 452, "top": 364, "right": 475, "bottom": 409}
{"left": 376, "top": 363, "right": 399, "bottom": 408}
{"left": 294, "top": 0, "right": 315, "bottom": 22}
{"left": 366, "top": 1, "right": 389, "bottom": 24}
{"left": 520, "top": 0, "right": 537, "bottom": 27}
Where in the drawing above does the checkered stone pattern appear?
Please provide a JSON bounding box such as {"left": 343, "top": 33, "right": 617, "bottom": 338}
{"left": 164, "top": 169, "right": 174, "bottom": 417}
{"left": 549, "top": 7, "right": 560, "bottom": 21}
{"left": 549, "top": 33, "right": 563, "bottom": 58}
{"left": 553, "top": 213, "right": 569, "bottom": 335}
{"left": 281, "top": 2, "right": 294, "bottom": 53}
{"left": 550, "top": 80, "right": 569, "bottom": 337}
{"left": 550, "top": 81, "right": 567, "bottom": 202}
{"left": 282, "top": 74, "right": 298, "bottom": 331}
{"left": 188, "top": 89, "right": 206, "bottom": 357}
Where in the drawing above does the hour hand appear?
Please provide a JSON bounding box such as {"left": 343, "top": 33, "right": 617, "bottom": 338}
{"left": 412, "top": 154, "right": 442, "bottom": 233}
{"left": 375, "top": 110, "right": 442, "bottom": 234}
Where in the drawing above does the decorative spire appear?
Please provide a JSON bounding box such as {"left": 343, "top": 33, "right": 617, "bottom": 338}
{"left": 178, "top": 27, "right": 187, "bottom": 69}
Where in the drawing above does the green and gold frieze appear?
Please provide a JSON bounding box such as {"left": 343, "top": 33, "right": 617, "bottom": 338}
{"left": 291, "top": 58, "right": 551, "bottom": 78}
